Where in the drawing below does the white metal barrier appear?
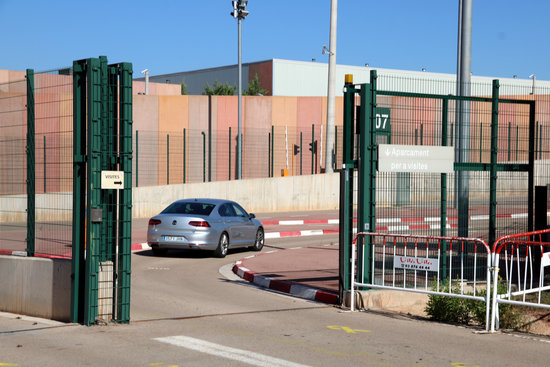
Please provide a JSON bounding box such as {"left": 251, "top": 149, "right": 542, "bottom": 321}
{"left": 490, "top": 229, "right": 550, "bottom": 332}
{"left": 351, "top": 232, "right": 492, "bottom": 330}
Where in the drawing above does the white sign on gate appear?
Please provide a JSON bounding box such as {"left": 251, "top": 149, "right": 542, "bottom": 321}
{"left": 394, "top": 256, "right": 439, "bottom": 272}
{"left": 542, "top": 252, "right": 550, "bottom": 268}
{"left": 378, "top": 144, "right": 454, "bottom": 173}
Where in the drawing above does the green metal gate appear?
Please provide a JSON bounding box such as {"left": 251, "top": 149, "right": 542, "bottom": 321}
{"left": 340, "top": 71, "right": 538, "bottom": 290}
{"left": 71, "top": 57, "right": 133, "bottom": 325}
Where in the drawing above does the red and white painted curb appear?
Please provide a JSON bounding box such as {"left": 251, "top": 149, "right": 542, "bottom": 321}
{"left": 263, "top": 212, "right": 544, "bottom": 227}
{"left": 232, "top": 251, "right": 338, "bottom": 305}
{"left": 265, "top": 229, "right": 338, "bottom": 239}
{"left": 132, "top": 243, "right": 151, "bottom": 251}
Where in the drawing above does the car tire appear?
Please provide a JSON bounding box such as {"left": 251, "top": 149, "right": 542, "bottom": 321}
{"left": 151, "top": 246, "right": 167, "bottom": 256}
{"left": 214, "top": 232, "right": 229, "bottom": 258}
{"left": 251, "top": 228, "right": 264, "bottom": 252}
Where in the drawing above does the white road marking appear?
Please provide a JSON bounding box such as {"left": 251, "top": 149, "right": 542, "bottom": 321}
{"left": 154, "top": 335, "right": 313, "bottom": 367}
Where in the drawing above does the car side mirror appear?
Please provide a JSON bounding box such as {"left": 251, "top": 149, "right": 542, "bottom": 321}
{"left": 249, "top": 213, "right": 256, "bottom": 219}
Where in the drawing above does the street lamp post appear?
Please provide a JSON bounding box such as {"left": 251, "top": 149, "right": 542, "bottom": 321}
{"left": 231, "top": 0, "right": 249, "bottom": 179}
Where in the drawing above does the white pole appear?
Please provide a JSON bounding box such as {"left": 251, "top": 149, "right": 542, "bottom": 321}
{"left": 324, "top": 0, "right": 337, "bottom": 173}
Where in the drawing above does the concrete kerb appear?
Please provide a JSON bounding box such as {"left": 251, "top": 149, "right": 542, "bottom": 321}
{"left": 232, "top": 253, "right": 339, "bottom": 305}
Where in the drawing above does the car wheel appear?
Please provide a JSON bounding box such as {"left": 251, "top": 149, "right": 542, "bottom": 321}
{"left": 251, "top": 228, "right": 264, "bottom": 252}
{"left": 151, "top": 246, "right": 167, "bottom": 256}
{"left": 214, "top": 232, "right": 229, "bottom": 258}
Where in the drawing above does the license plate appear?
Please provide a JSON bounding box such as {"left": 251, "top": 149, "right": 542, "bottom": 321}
{"left": 163, "top": 236, "right": 185, "bottom": 242}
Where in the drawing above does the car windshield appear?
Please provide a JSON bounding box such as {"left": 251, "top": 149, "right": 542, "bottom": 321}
{"left": 161, "top": 202, "right": 215, "bottom": 216}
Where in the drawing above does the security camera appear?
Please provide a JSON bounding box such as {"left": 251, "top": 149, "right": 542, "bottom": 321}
{"left": 141, "top": 69, "right": 149, "bottom": 74}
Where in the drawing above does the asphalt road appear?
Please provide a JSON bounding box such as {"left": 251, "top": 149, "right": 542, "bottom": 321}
{"left": 3, "top": 224, "right": 550, "bottom": 366}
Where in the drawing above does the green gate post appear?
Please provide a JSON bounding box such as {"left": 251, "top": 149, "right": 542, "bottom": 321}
{"left": 84, "top": 57, "right": 103, "bottom": 325}
{"left": 488, "top": 80, "right": 500, "bottom": 247}
{"left": 71, "top": 58, "right": 133, "bottom": 325}
{"left": 528, "top": 104, "right": 536, "bottom": 232}
{"left": 116, "top": 62, "right": 133, "bottom": 323}
{"left": 357, "top": 71, "right": 377, "bottom": 284}
{"left": 102, "top": 56, "right": 116, "bottom": 264}
{"left": 340, "top": 76, "right": 357, "bottom": 294}
{"left": 440, "top": 98, "right": 449, "bottom": 281}
{"left": 25, "top": 69, "right": 35, "bottom": 257}
{"left": 71, "top": 60, "right": 88, "bottom": 323}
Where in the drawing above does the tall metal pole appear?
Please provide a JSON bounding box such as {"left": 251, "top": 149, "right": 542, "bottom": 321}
{"left": 456, "top": 0, "right": 472, "bottom": 237}
{"left": 324, "top": 0, "right": 337, "bottom": 173}
{"left": 237, "top": 16, "right": 243, "bottom": 179}
{"left": 232, "top": 1, "right": 249, "bottom": 178}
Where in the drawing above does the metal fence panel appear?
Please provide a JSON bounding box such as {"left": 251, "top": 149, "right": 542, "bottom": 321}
{"left": 0, "top": 77, "right": 27, "bottom": 255}
{"left": 351, "top": 232, "right": 492, "bottom": 330}
{"left": 34, "top": 71, "right": 73, "bottom": 258}
{"left": 490, "top": 229, "right": 550, "bottom": 331}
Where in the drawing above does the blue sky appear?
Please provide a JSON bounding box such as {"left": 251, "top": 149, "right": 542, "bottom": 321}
{"left": 2, "top": 0, "right": 549, "bottom": 80}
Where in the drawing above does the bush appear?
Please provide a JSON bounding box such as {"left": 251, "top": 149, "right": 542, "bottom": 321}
{"left": 425, "top": 281, "right": 527, "bottom": 330}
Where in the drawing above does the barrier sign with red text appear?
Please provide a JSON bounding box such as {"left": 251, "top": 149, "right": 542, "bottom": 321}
{"left": 394, "top": 256, "right": 439, "bottom": 272}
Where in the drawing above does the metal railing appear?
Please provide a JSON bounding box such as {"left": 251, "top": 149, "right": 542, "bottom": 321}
{"left": 490, "top": 229, "right": 550, "bottom": 331}
{"left": 351, "top": 232, "right": 492, "bottom": 330}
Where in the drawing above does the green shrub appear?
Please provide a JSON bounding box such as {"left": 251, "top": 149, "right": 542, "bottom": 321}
{"left": 425, "top": 281, "right": 527, "bottom": 330}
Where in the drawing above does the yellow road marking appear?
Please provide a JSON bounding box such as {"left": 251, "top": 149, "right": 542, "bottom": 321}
{"left": 0, "top": 364, "right": 19, "bottom": 366}
{"left": 149, "top": 363, "right": 178, "bottom": 367}
{"left": 451, "top": 364, "right": 481, "bottom": 367}
{"left": 327, "top": 325, "right": 372, "bottom": 334}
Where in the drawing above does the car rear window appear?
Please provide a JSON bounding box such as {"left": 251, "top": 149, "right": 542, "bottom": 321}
{"left": 162, "top": 202, "right": 215, "bottom": 216}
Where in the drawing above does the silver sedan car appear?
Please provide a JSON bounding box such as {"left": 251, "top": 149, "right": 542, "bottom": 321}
{"left": 147, "top": 198, "right": 264, "bottom": 257}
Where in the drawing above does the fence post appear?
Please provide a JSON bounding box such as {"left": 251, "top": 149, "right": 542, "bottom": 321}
{"left": 488, "top": 80, "right": 500, "bottom": 247}
{"left": 43, "top": 135, "right": 47, "bottom": 193}
{"left": 166, "top": 134, "right": 170, "bottom": 185}
{"left": 271, "top": 125, "right": 274, "bottom": 178}
{"left": 479, "top": 123, "right": 483, "bottom": 162}
{"left": 507, "top": 122, "right": 511, "bottom": 161}
{"left": 117, "top": 61, "right": 133, "bottom": 323}
{"left": 135, "top": 130, "right": 139, "bottom": 187}
{"left": 26, "top": 69, "right": 35, "bottom": 257}
{"left": 267, "top": 130, "right": 270, "bottom": 178}
{"left": 535, "top": 121, "right": 539, "bottom": 159}
{"left": 515, "top": 125, "right": 519, "bottom": 161}
{"left": 440, "top": 98, "right": 449, "bottom": 280}
{"left": 202, "top": 131, "right": 206, "bottom": 182}
{"left": 183, "top": 128, "right": 186, "bottom": 184}
{"left": 539, "top": 123, "right": 543, "bottom": 160}
{"left": 229, "top": 127, "right": 232, "bottom": 180}
{"left": 311, "top": 124, "right": 315, "bottom": 174}
{"left": 300, "top": 132, "right": 303, "bottom": 175}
